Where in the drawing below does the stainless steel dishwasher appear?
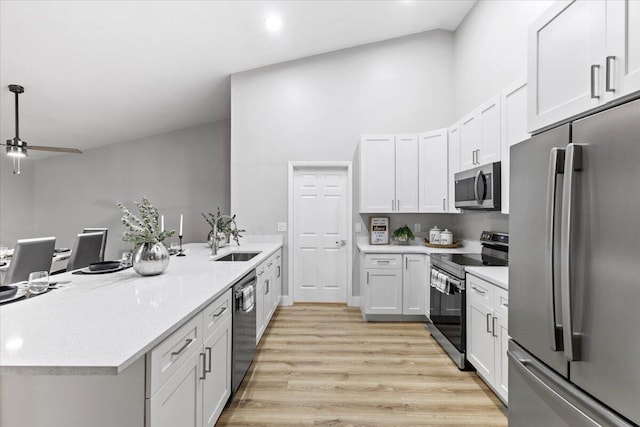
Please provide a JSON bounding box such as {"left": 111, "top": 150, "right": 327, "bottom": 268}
{"left": 231, "top": 269, "right": 257, "bottom": 394}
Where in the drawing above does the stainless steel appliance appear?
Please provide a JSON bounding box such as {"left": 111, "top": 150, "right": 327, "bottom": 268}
{"left": 231, "top": 269, "right": 256, "bottom": 394}
{"left": 428, "top": 231, "right": 509, "bottom": 370}
{"left": 509, "top": 98, "right": 640, "bottom": 426}
{"left": 454, "top": 162, "right": 501, "bottom": 210}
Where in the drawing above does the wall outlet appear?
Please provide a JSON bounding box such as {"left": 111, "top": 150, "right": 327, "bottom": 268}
{"left": 414, "top": 223, "right": 421, "bottom": 233}
{"left": 277, "top": 222, "right": 287, "bottom": 232}
{"left": 355, "top": 222, "right": 362, "bottom": 233}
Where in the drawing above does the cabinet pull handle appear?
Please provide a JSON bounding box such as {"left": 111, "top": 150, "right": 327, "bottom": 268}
{"left": 212, "top": 306, "right": 227, "bottom": 318}
{"left": 205, "top": 347, "right": 212, "bottom": 373}
{"left": 471, "top": 286, "right": 485, "bottom": 295}
{"left": 377, "top": 260, "right": 390, "bottom": 264}
{"left": 504, "top": 302, "right": 508, "bottom": 308}
{"left": 268, "top": 262, "right": 273, "bottom": 267}
{"left": 405, "top": 257, "right": 408, "bottom": 269}
{"left": 492, "top": 316, "right": 498, "bottom": 337}
{"left": 265, "top": 279, "right": 270, "bottom": 295}
{"left": 171, "top": 338, "right": 193, "bottom": 357}
{"left": 486, "top": 313, "right": 492, "bottom": 334}
{"left": 276, "top": 255, "right": 280, "bottom": 260}
{"left": 366, "top": 271, "right": 370, "bottom": 284}
{"left": 397, "top": 199, "right": 400, "bottom": 211}
{"left": 606, "top": 56, "right": 616, "bottom": 93}
{"left": 257, "top": 270, "right": 264, "bottom": 276}
{"left": 391, "top": 199, "right": 394, "bottom": 211}
{"left": 443, "top": 198, "right": 446, "bottom": 211}
{"left": 277, "top": 266, "right": 281, "bottom": 278}
{"left": 199, "top": 353, "right": 207, "bottom": 380}
{"left": 590, "top": 64, "right": 600, "bottom": 99}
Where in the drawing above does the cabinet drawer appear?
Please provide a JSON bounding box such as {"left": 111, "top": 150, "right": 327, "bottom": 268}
{"left": 364, "top": 254, "right": 402, "bottom": 269}
{"left": 494, "top": 286, "right": 509, "bottom": 319}
{"left": 147, "top": 312, "right": 203, "bottom": 397}
{"left": 203, "top": 289, "right": 232, "bottom": 341}
{"left": 467, "top": 274, "right": 494, "bottom": 308}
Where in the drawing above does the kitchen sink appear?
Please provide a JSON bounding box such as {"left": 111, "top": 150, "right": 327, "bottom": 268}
{"left": 214, "top": 252, "right": 261, "bottom": 262}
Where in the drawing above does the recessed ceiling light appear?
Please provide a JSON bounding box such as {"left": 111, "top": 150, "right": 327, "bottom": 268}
{"left": 265, "top": 13, "right": 282, "bottom": 32}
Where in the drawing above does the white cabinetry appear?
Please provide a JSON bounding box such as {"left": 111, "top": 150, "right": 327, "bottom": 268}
{"left": 256, "top": 249, "right": 282, "bottom": 344}
{"left": 359, "top": 135, "right": 419, "bottom": 213}
{"left": 528, "top": 0, "right": 640, "bottom": 132}
{"left": 500, "top": 79, "right": 529, "bottom": 214}
{"left": 361, "top": 253, "right": 428, "bottom": 319}
{"left": 147, "top": 289, "right": 232, "bottom": 427}
{"left": 418, "top": 129, "right": 448, "bottom": 212}
{"left": 402, "top": 254, "right": 426, "bottom": 315}
{"left": 447, "top": 123, "right": 461, "bottom": 213}
{"left": 466, "top": 274, "right": 509, "bottom": 404}
{"left": 460, "top": 96, "right": 502, "bottom": 171}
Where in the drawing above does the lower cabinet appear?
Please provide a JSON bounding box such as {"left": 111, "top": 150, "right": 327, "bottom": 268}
{"left": 466, "top": 273, "right": 509, "bottom": 404}
{"left": 147, "top": 289, "right": 232, "bottom": 426}
{"left": 361, "top": 253, "right": 427, "bottom": 319}
{"left": 257, "top": 249, "right": 282, "bottom": 344}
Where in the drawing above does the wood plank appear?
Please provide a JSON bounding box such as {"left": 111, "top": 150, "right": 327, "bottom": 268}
{"left": 218, "top": 303, "right": 506, "bottom": 426}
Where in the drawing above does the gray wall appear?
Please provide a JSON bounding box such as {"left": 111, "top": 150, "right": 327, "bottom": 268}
{"left": 231, "top": 31, "right": 456, "bottom": 298}
{"left": 0, "top": 157, "right": 35, "bottom": 247}
{"left": 33, "top": 120, "right": 230, "bottom": 260}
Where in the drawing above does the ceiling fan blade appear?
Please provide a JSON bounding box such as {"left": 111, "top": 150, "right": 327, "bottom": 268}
{"left": 28, "top": 145, "right": 83, "bottom": 154}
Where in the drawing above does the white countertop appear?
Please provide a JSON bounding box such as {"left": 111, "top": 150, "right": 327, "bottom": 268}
{"left": 465, "top": 266, "right": 509, "bottom": 290}
{"left": 357, "top": 236, "right": 482, "bottom": 255}
{"left": 0, "top": 241, "right": 282, "bottom": 375}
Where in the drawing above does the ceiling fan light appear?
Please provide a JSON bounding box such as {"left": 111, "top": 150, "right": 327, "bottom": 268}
{"left": 6, "top": 145, "right": 27, "bottom": 158}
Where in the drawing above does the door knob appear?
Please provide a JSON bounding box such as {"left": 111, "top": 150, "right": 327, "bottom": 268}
{"left": 336, "top": 240, "right": 346, "bottom": 247}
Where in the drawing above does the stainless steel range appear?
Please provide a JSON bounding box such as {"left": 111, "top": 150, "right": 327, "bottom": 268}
{"left": 428, "top": 231, "right": 508, "bottom": 370}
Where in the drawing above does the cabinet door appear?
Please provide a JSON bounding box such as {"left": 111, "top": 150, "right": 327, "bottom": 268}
{"left": 202, "top": 318, "right": 231, "bottom": 427}
{"left": 418, "top": 130, "right": 448, "bottom": 213}
{"left": 264, "top": 273, "right": 274, "bottom": 328}
{"left": 460, "top": 112, "right": 479, "bottom": 170}
{"left": 364, "top": 269, "right": 402, "bottom": 315}
{"left": 360, "top": 136, "right": 395, "bottom": 212}
{"left": 467, "top": 300, "right": 495, "bottom": 383}
{"left": 478, "top": 95, "right": 501, "bottom": 165}
{"left": 402, "top": 255, "right": 426, "bottom": 315}
{"left": 424, "top": 258, "right": 431, "bottom": 319}
{"left": 494, "top": 312, "right": 509, "bottom": 404}
{"left": 528, "top": 0, "right": 606, "bottom": 132}
{"left": 273, "top": 253, "right": 282, "bottom": 311}
{"left": 607, "top": 0, "right": 640, "bottom": 98}
{"left": 256, "top": 268, "right": 266, "bottom": 344}
{"left": 500, "top": 79, "right": 529, "bottom": 214}
{"left": 395, "top": 134, "right": 419, "bottom": 212}
{"left": 148, "top": 350, "right": 203, "bottom": 427}
{"left": 448, "top": 123, "right": 461, "bottom": 213}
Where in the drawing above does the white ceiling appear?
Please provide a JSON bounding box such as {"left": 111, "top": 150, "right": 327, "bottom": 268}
{"left": 0, "top": 0, "right": 475, "bottom": 155}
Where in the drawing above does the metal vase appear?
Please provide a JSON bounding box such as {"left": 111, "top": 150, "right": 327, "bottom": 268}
{"left": 132, "top": 242, "right": 170, "bottom": 276}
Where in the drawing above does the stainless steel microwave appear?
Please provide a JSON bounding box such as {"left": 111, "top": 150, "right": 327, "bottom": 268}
{"left": 454, "top": 162, "right": 501, "bottom": 210}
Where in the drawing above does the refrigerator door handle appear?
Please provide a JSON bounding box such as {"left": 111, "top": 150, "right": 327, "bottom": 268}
{"left": 546, "top": 147, "right": 565, "bottom": 351}
{"left": 508, "top": 347, "right": 632, "bottom": 427}
{"left": 560, "top": 144, "right": 583, "bottom": 361}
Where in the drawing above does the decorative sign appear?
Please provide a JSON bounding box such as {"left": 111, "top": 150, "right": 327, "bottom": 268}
{"left": 369, "top": 216, "right": 390, "bottom": 245}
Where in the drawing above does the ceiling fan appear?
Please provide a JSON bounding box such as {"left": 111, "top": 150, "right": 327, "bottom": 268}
{"left": 2, "top": 84, "right": 82, "bottom": 175}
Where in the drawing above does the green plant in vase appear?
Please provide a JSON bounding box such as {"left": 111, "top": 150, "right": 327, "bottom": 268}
{"left": 392, "top": 224, "right": 415, "bottom": 245}
{"left": 117, "top": 197, "right": 175, "bottom": 276}
{"left": 202, "top": 207, "right": 246, "bottom": 246}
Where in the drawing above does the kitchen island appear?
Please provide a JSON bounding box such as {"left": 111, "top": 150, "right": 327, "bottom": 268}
{"left": 0, "top": 240, "right": 282, "bottom": 427}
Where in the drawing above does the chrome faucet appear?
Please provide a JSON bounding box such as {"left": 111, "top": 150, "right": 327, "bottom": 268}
{"left": 210, "top": 214, "right": 240, "bottom": 256}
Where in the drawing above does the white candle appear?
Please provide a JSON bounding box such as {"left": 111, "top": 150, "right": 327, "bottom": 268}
{"left": 160, "top": 215, "right": 165, "bottom": 232}
{"left": 179, "top": 214, "right": 183, "bottom": 236}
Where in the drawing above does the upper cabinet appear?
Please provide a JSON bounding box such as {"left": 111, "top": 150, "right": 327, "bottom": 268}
{"left": 359, "top": 135, "right": 418, "bottom": 213}
{"left": 418, "top": 129, "right": 448, "bottom": 213}
{"left": 528, "top": 0, "right": 640, "bottom": 133}
{"left": 500, "top": 79, "right": 529, "bottom": 214}
{"left": 460, "top": 96, "right": 501, "bottom": 170}
{"left": 447, "top": 123, "right": 461, "bottom": 214}
{"left": 359, "top": 135, "right": 397, "bottom": 213}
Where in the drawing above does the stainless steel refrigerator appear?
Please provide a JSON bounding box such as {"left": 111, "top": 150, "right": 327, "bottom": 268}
{"left": 509, "top": 98, "right": 640, "bottom": 426}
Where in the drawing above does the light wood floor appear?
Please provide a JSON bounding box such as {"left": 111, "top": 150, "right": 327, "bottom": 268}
{"left": 218, "top": 303, "right": 507, "bottom": 426}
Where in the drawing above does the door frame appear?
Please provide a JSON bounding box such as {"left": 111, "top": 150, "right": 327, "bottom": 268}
{"left": 287, "top": 161, "right": 354, "bottom": 306}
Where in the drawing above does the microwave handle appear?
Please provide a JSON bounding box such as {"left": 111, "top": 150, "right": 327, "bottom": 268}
{"left": 474, "top": 170, "right": 486, "bottom": 205}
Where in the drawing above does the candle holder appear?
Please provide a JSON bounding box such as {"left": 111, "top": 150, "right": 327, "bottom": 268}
{"left": 177, "top": 235, "right": 186, "bottom": 257}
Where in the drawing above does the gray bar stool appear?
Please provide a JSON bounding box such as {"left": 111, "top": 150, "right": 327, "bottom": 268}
{"left": 66, "top": 232, "right": 104, "bottom": 271}
{"left": 4, "top": 237, "right": 56, "bottom": 285}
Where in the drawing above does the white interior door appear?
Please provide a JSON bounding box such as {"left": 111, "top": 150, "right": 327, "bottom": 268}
{"left": 293, "top": 168, "right": 348, "bottom": 302}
